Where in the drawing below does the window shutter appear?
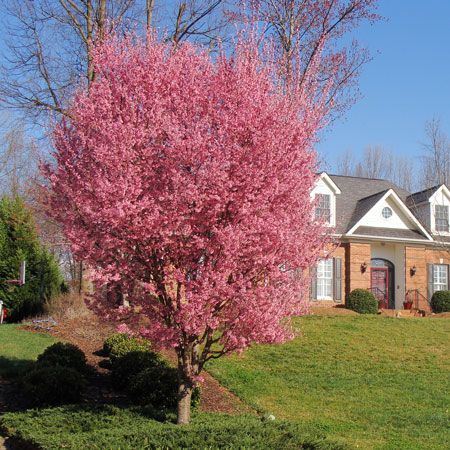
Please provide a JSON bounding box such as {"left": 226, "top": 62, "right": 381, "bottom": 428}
{"left": 333, "top": 257, "right": 342, "bottom": 302}
{"left": 310, "top": 266, "right": 317, "bottom": 300}
{"left": 427, "top": 264, "right": 434, "bottom": 301}
{"left": 447, "top": 265, "right": 450, "bottom": 291}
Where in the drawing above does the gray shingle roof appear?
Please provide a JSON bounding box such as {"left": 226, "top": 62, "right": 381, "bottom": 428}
{"left": 352, "top": 226, "right": 428, "bottom": 241}
{"left": 406, "top": 185, "right": 441, "bottom": 206}
{"left": 327, "top": 175, "right": 411, "bottom": 234}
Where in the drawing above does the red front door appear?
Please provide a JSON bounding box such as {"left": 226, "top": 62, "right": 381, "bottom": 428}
{"left": 371, "top": 268, "right": 389, "bottom": 308}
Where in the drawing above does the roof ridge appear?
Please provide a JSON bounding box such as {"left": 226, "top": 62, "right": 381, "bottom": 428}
{"left": 356, "top": 189, "right": 389, "bottom": 202}
{"left": 327, "top": 173, "right": 388, "bottom": 182}
{"left": 407, "top": 184, "right": 441, "bottom": 198}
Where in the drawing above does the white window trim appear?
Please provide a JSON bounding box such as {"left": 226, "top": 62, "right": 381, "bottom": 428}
{"left": 433, "top": 264, "right": 448, "bottom": 293}
{"left": 316, "top": 258, "right": 333, "bottom": 300}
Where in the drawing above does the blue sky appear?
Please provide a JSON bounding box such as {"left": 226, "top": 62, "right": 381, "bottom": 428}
{"left": 1, "top": 0, "right": 448, "bottom": 172}
{"left": 318, "top": 0, "right": 450, "bottom": 171}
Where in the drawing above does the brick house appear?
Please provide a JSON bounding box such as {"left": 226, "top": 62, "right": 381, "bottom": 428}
{"left": 310, "top": 173, "right": 450, "bottom": 311}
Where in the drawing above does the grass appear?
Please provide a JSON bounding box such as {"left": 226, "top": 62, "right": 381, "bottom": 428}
{"left": 206, "top": 314, "right": 450, "bottom": 449}
{"left": 0, "top": 324, "right": 57, "bottom": 378}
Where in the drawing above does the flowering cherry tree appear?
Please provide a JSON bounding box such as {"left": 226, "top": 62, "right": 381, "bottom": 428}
{"left": 44, "top": 34, "right": 332, "bottom": 424}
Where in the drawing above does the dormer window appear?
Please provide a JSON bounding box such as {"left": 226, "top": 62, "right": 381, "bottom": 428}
{"left": 315, "top": 194, "right": 331, "bottom": 223}
{"left": 435, "top": 205, "right": 449, "bottom": 232}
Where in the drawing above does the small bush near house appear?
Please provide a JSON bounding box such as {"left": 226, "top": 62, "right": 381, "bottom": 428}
{"left": 111, "top": 350, "right": 162, "bottom": 390}
{"left": 21, "top": 366, "right": 86, "bottom": 407}
{"left": 346, "top": 289, "right": 378, "bottom": 314}
{"left": 36, "top": 342, "right": 89, "bottom": 374}
{"left": 127, "top": 366, "right": 201, "bottom": 409}
{"left": 430, "top": 290, "right": 450, "bottom": 313}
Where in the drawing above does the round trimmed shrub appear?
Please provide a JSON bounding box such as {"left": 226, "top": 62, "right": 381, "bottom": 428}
{"left": 127, "top": 366, "right": 200, "bottom": 409}
{"left": 346, "top": 289, "right": 378, "bottom": 314}
{"left": 108, "top": 336, "right": 150, "bottom": 362}
{"left": 21, "top": 365, "right": 86, "bottom": 406}
{"left": 111, "top": 350, "right": 162, "bottom": 389}
{"left": 430, "top": 290, "right": 450, "bottom": 313}
{"left": 37, "top": 342, "right": 88, "bottom": 374}
{"left": 103, "top": 333, "right": 129, "bottom": 356}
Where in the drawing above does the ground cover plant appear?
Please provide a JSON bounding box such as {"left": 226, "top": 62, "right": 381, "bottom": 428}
{"left": 0, "top": 405, "right": 345, "bottom": 450}
{"left": 0, "top": 324, "right": 56, "bottom": 378}
{"left": 207, "top": 314, "right": 450, "bottom": 449}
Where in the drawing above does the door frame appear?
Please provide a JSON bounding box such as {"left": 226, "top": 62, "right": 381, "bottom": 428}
{"left": 370, "top": 258, "right": 396, "bottom": 309}
{"left": 370, "top": 267, "right": 389, "bottom": 309}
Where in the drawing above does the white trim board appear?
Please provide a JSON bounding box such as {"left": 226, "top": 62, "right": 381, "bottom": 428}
{"left": 346, "top": 189, "right": 433, "bottom": 241}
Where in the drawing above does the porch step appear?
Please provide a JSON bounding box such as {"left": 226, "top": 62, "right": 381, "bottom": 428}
{"left": 380, "top": 309, "right": 427, "bottom": 318}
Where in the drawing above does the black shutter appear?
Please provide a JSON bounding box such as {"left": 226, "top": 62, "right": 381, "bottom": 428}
{"left": 333, "top": 257, "right": 342, "bottom": 302}
{"left": 427, "top": 264, "right": 434, "bottom": 301}
{"left": 447, "top": 265, "right": 450, "bottom": 291}
{"left": 310, "top": 265, "right": 317, "bottom": 300}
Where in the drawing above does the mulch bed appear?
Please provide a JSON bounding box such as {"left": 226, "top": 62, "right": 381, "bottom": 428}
{"left": 24, "top": 314, "right": 251, "bottom": 415}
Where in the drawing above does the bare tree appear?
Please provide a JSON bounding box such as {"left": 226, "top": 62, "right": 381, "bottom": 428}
{"left": 420, "top": 117, "right": 450, "bottom": 189}
{"left": 0, "top": 0, "right": 230, "bottom": 124}
{"left": 0, "top": 125, "right": 39, "bottom": 197}
{"left": 0, "top": 0, "right": 141, "bottom": 122}
{"left": 242, "top": 0, "right": 380, "bottom": 118}
{"left": 336, "top": 149, "right": 355, "bottom": 176}
{"left": 353, "top": 146, "right": 390, "bottom": 179}
{"left": 335, "top": 146, "right": 414, "bottom": 191}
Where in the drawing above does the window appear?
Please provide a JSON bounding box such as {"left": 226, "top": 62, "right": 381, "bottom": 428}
{"left": 435, "top": 205, "right": 449, "bottom": 232}
{"left": 316, "top": 259, "right": 333, "bottom": 299}
{"left": 382, "top": 207, "right": 393, "bottom": 219}
{"left": 315, "top": 194, "right": 331, "bottom": 223}
{"left": 433, "top": 264, "right": 448, "bottom": 292}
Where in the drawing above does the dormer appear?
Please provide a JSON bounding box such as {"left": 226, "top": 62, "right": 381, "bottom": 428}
{"left": 311, "top": 172, "right": 341, "bottom": 227}
{"left": 430, "top": 185, "right": 450, "bottom": 235}
{"left": 407, "top": 184, "right": 450, "bottom": 236}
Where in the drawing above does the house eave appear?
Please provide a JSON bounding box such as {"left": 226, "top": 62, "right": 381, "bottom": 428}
{"left": 340, "top": 234, "right": 439, "bottom": 245}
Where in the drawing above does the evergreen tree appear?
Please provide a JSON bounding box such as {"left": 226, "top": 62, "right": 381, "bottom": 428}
{"left": 0, "top": 196, "right": 63, "bottom": 321}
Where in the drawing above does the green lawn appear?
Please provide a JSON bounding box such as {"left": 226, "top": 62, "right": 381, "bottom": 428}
{"left": 206, "top": 315, "right": 450, "bottom": 450}
{"left": 0, "top": 324, "right": 57, "bottom": 378}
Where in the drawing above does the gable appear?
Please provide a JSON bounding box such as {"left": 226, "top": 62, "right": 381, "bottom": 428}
{"left": 357, "top": 195, "right": 416, "bottom": 230}
{"left": 346, "top": 189, "right": 433, "bottom": 241}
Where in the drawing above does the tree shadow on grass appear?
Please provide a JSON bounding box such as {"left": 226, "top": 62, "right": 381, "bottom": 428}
{"left": 0, "top": 356, "right": 34, "bottom": 380}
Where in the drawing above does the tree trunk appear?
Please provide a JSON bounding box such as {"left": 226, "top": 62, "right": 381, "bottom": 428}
{"left": 177, "top": 379, "right": 193, "bottom": 425}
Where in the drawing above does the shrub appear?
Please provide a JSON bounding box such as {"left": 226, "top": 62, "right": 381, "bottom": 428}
{"left": 127, "top": 366, "right": 200, "bottom": 410}
{"left": 0, "top": 197, "right": 64, "bottom": 322}
{"left": 111, "top": 350, "right": 162, "bottom": 390}
{"left": 0, "top": 406, "right": 346, "bottom": 449}
{"left": 106, "top": 335, "right": 150, "bottom": 361}
{"left": 21, "top": 366, "right": 86, "bottom": 407}
{"left": 430, "top": 290, "right": 450, "bottom": 313}
{"left": 37, "top": 342, "right": 88, "bottom": 375}
{"left": 103, "top": 333, "right": 129, "bottom": 356}
{"left": 346, "top": 289, "right": 378, "bottom": 314}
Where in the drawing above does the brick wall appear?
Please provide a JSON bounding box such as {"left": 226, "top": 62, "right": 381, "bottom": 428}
{"left": 405, "top": 245, "right": 450, "bottom": 310}
{"left": 345, "top": 242, "right": 371, "bottom": 297}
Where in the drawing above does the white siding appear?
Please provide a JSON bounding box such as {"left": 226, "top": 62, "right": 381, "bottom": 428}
{"left": 359, "top": 196, "right": 416, "bottom": 230}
